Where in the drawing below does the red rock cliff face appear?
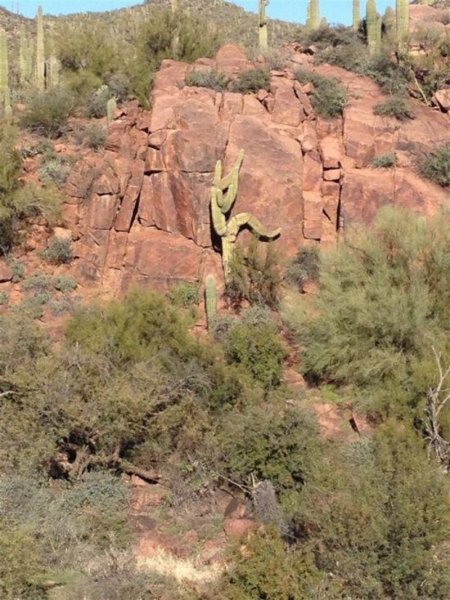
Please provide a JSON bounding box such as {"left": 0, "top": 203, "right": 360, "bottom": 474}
{"left": 65, "top": 44, "right": 450, "bottom": 293}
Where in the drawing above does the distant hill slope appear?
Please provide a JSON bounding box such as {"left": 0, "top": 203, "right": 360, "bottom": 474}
{"left": 0, "top": 0, "right": 299, "bottom": 50}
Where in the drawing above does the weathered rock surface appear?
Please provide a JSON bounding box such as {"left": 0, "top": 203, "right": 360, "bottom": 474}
{"left": 60, "top": 44, "right": 449, "bottom": 292}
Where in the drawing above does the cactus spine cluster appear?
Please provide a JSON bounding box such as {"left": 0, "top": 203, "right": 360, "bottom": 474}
{"left": 211, "top": 150, "right": 281, "bottom": 281}
{"left": 396, "top": 0, "right": 410, "bottom": 50}
{"left": 306, "top": 0, "right": 320, "bottom": 31}
{"left": 35, "top": 6, "right": 45, "bottom": 90}
{"left": 366, "top": 0, "right": 381, "bottom": 56}
{"left": 353, "top": 0, "right": 361, "bottom": 30}
{"left": 204, "top": 275, "right": 217, "bottom": 330}
{"left": 258, "top": 0, "right": 269, "bottom": 51}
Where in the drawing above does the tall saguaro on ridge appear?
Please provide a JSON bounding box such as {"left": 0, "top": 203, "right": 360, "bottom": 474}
{"left": 366, "top": 0, "right": 380, "bottom": 56}
{"left": 0, "top": 29, "right": 8, "bottom": 97}
{"left": 396, "top": 0, "right": 410, "bottom": 50}
{"left": 353, "top": 0, "right": 361, "bottom": 30}
{"left": 306, "top": 0, "right": 320, "bottom": 31}
{"left": 35, "top": 5, "right": 45, "bottom": 90}
{"left": 259, "top": 0, "right": 269, "bottom": 51}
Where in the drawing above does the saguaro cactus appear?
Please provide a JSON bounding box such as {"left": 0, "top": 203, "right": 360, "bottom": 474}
{"left": 258, "top": 0, "right": 269, "bottom": 51}
{"left": 353, "top": 0, "right": 361, "bottom": 30}
{"left": 107, "top": 97, "right": 117, "bottom": 124}
{"left": 366, "top": 0, "right": 380, "bottom": 56}
{"left": 0, "top": 29, "right": 8, "bottom": 98}
{"left": 396, "top": 0, "right": 410, "bottom": 50}
{"left": 211, "top": 150, "right": 281, "bottom": 280}
{"left": 383, "top": 6, "right": 396, "bottom": 42}
{"left": 204, "top": 275, "right": 217, "bottom": 330}
{"left": 306, "top": 0, "right": 320, "bottom": 31}
{"left": 35, "top": 6, "right": 45, "bottom": 90}
{"left": 19, "top": 25, "right": 32, "bottom": 85}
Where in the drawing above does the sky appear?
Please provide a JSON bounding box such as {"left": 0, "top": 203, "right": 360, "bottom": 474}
{"left": 2, "top": 0, "right": 398, "bottom": 25}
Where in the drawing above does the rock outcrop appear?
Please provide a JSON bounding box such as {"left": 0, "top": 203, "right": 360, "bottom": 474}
{"left": 61, "top": 43, "right": 449, "bottom": 293}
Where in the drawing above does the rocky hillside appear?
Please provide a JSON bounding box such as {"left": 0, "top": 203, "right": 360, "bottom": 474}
{"left": 13, "top": 42, "right": 449, "bottom": 298}
{"left": 0, "top": 4, "right": 448, "bottom": 321}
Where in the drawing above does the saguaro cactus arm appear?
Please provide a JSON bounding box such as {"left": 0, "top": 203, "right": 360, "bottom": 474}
{"left": 227, "top": 213, "right": 281, "bottom": 241}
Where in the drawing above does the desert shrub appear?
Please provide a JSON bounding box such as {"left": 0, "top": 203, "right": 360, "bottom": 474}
{"left": 222, "top": 319, "right": 285, "bottom": 390}
{"left": 366, "top": 53, "right": 412, "bottom": 95}
{"left": 0, "top": 473, "right": 131, "bottom": 597}
{"left": 419, "top": 143, "right": 450, "bottom": 186}
{"left": 297, "top": 423, "right": 450, "bottom": 598}
{"left": 185, "top": 69, "right": 229, "bottom": 91}
{"left": 7, "top": 258, "right": 24, "bottom": 282}
{"left": 317, "top": 39, "right": 370, "bottom": 72}
{"left": 56, "top": 23, "right": 118, "bottom": 79}
{"left": 285, "top": 246, "right": 320, "bottom": 292}
{"left": 372, "top": 152, "right": 396, "bottom": 168}
{"left": 226, "top": 241, "right": 281, "bottom": 309}
{"left": 284, "top": 206, "right": 450, "bottom": 410}
{"left": 9, "top": 183, "right": 62, "bottom": 226}
{"left": 54, "top": 275, "right": 78, "bottom": 293}
{"left": 373, "top": 96, "right": 415, "bottom": 120}
{"left": 300, "top": 24, "right": 362, "bottom": 48}
{"left": 39, "top": 156, "right": 72, "bottom": 186}
{"left": 0, "top": 126, "right": 21, "bottom": 253}
{"left": 48, "top": 297, "right": 77, "bottom": 316}
{"left": 41, "top": 238, "right": 73, "bottom": 265}
{"left": 167, "top": 282, "right": 200, "bottom": 310}
{"left": 220, "top": 529, "right": 318, "bottom": 600}
{"left": 21, "top": 87, "right": 76, "bottom": 137}
{"left": 217, "top": 402, "right": 320, "bottom": 505}
{"left": 0, "top": 291, "right": 8, "bottom": 305}
{"left": 87, "top": 84, "right": 114, "bottom": 118}
{"left": 233, "top": 68, "right": 270, "bottom": 93}
{"left": 106, "top": 73, "right": 130, "bottom": 103}
{"left": 84, "top": 123, "right": 107, "bottom": 149}
{"left": 21, "top": 273, "right": 54, "bottom": 293}
{"left": 295, "top": 69, "right": 347, "bottom": 118}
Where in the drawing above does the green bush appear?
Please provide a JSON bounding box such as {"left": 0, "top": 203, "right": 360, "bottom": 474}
{"left": 373, "top": 96, "right": 415, "bottom": 120}
{"left": 84, "top": 123, "right": 107, "bottom": 150}
{"left": 226, "top": 241, "right": 281, "bottom": 310}
{"left": 41, "top": 238, "right": 73, "bottom": 265}
{"left": 167, "top": 281, "right": 200, "bottom": 310}
{"left": 297, "top": 423, "right": 450, "bottom": 598}
{"left": 284, "top": 206, "right": 450, "bottom": 410}
{"left": 366, "top": 54, "right": 412, "bottom": 95}
{"left": 285, "top": 246, "right": 320, "bottom": 292}
{"left": 216, "top": 401, "right": 320, "bottom": 503}
{"left": 295, "top": 69, "right": 347, "bottom": 118}
{"left": 220, "top": 529, "right": 318, "bottom": 600}
{"left": 9, "top": 183, "right": 62, "bottom": 226}
{"left": 222, "top": 319, "right": 285, "bottom": 390}
{"left": 233, "top": 68, "right": 270, "bottom": 93}
{"left": 86, "top": 84, "right": 114, "bottom": 118}
{"left": 0, "top": 126, "right": 21, "bottom": 253}
{"left": 54, "top": 275, "right": 78, "bottom": 293}
{"left": 419, "top": 144, "right": 450, "bottom": 186}
{"left": 0, "top": 473, "right": 131, "bottom": 598}
{"left": 185, "top": 69, "right": 229, "bottom": 91}
{"left": 21, "top": 87, "right": 76, "bottom": 138}
{"left": 372, "top": 152, "right": 396, "bottom": 168}
{"left": 39, "top": 156, "right": 72, "bottom": 187}
{"left": 22, "top": 273, "right": 55, "bottom": 293}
